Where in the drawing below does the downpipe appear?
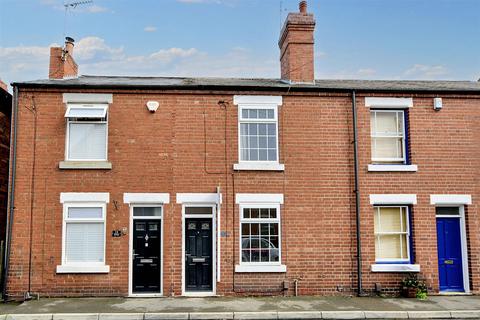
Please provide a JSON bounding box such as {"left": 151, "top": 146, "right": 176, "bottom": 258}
{"left": 351, "top": 90, "right": 364, "bottom": 296}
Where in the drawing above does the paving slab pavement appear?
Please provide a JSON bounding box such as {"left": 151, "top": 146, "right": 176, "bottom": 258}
{"left": 0, "top": 296, "right": 478, "bottom": 319}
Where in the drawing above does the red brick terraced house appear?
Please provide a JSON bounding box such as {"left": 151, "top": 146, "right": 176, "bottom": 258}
{"left": 3, "top": 1, "right": 480, "bottom": 299}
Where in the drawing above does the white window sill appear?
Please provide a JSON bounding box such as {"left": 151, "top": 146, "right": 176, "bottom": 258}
{"left": 59, "top": 161, "right": 112, "bottom": 170}
{"left": 233, "top": 163, "right": 285, "bottom": 171}
{"left": 368, "top": 164, "right": 418, "bottom": 172}
{"left": 235, "top": 264, "right": 287, "bottom": 273}
{"left": 371, "top": 264, "right": 420, "bottom": 273}
{"left": 56, "top": 264, "right": 110, "bottom": 274}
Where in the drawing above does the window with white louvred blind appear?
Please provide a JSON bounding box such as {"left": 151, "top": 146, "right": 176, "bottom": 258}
{"left": 64, "top": 206, "right": 105, "bottom": 264}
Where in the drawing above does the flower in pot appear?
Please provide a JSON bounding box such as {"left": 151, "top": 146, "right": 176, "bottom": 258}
{"left": 401, "top": 273, "right": 428, "bottom": 299}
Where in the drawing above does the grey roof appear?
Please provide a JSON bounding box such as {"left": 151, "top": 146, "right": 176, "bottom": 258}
{"left": 13, "top": 75, "right": 480, "bottom": 93}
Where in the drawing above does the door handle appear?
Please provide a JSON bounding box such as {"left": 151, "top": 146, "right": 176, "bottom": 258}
{"left": 192, "top": 257, "right": 206, "bottom": 263}
{"left": 444, "top": 259, "right": 454, "bottom": 265}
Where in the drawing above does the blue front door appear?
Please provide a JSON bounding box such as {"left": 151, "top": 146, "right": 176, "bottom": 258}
{"left": 436, "top": 217, "right": 464, "bottom": 292}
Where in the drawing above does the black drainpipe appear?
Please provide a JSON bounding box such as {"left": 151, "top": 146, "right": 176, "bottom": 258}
{"left": 2, "top": 86, "right": 18, "bottom": 301}
{"left": 351, "top": 90, "right": 363, "bottom": 296}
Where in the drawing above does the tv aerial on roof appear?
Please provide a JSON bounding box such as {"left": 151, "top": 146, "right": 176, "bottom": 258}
{"left": 63, "top": 0, "right": 94, "bottom": 39}
{"left": 64, "top": 0, "right": 93, "bottom": 10}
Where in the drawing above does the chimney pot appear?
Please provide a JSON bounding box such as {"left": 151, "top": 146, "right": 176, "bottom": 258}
{"left": 64, "top": 36, "right": 75, "bottom": 55}
{"left": 299, "top": 1, "right": 307, "bottom": 14}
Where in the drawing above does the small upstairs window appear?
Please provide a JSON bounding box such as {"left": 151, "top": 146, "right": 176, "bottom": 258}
{"left": 370, "top": 110, "right": 406, "bottom": 164}
{"left": 239, "top": 107, "right": 278, "bottom": 162}
{"left": 65, "top": 104, "right": 108, "bottom": 161}
{"left": 233, "top": 95, "right": 284, "bottom": 171}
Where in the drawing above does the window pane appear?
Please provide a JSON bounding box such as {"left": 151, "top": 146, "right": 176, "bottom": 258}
{"left": 268, "top": 149, "right": 277, "bottom": 161}
{"left": 248, "top": 109, "right": 258, "bottom": 119}
{"left": 267, "top": 109, "right": 274, "bottom": 119}
{"left": 133, "top": 207, "right": 162, "bottom": 217}
{"left": 436, "top": 207, "right": 460, "bottom": 215}
{"left": 258, "top": 124, "right": 267, "bottom": 135}
{"left": 267, "top": 123, "right": 276, "bottom": 135}
{"left": 185, "top": 207, "right": 212, "bottom": 215}
{"left": 242, "top": 224, "right": 250, "bottom": 236}
{"left": 374, "top": 112, "right": 398, "bottom": 134}
{"left": 242, "top": 109, "right": 248, "bottom": 119}
{"left": 259, "top": 136, "right": 267, "bottom": 148}
{"left": 249, "top": 136, "right": 258, "bottom": 148}
{"left": 66, "top": 222, "right": 104, "bottom": 263}
{"left": 378, "top": 207, "right": 402, "bottom": 232}
{"left": 243, "top": 208, "right": 250, "bottom": 219}
{"left": 260, "top": 209, "right": 269, "bottom": 218}
{"left": 269, "top": 208, "right": 277, "bottom": 219}
{"left": 65, "top": 105, "right": 107, "bottom": 118}
{"left": 250, "top": 209, "right": 259, "bottom": 219}
{"left": 259, "top": 149, "right": 268, "bottom": 160}
{"left": 242, "top": 250, "right": 250, "bottom": 262}
{"left": 68, "top": 207, "right": 102, "bottom": 219}
{"left": 68, "top": 123, "right": 107, "bottom": 160}
{"left": 240, "top": 148, "right": 249, "bottom": 161}
{"left": 258, "top": 109, "right": 267, "bottom": 119}
{"left": 240, "top": 123, "right": 248, "bottom": 135}
{"left": 376, "top": 235, "right": 402, "bottom": 260}
{"left": 372, "top": 137, "right": 403, "bottom": 159}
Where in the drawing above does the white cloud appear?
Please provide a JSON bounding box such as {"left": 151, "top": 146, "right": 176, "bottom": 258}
{"left": 144, "top": 26, "right": 157, "bottom": 32}
{"left": 75, "top": 36, "right": 124, "bottom": 60}
{"left": 0, "top": 36, "right": 278, "bottom": 85}
{"left": 84, "top": 5, "right": 108, "bottom": 13}
{"left": 0, "top": 45, "right": 53, "bottom": 84}
{"left": 403, "top": 64, "right": 448, "bottom": 80}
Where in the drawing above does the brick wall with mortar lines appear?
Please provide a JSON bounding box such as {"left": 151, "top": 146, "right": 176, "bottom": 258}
{"left": 6, "top": 88, "right": 480, "bottom": 298}
{"left": 356, "top": 94, "right": 480, "bottom": 294}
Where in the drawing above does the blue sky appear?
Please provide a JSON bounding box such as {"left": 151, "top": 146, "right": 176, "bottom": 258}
{"left": 1, "top": 0, "right": 479, "bottom": 88}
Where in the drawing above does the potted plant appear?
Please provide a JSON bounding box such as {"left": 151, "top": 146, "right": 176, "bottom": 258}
{"left": 401, "top": 273, "right": 427, "bottom": 299}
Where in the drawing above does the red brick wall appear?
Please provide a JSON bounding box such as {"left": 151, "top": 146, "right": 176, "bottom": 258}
{"left": 5, "top": 88, "right": 480, "bottom": 298}
{"left": 356, "top": 94, "right": 480, "bottom": 295}
{"left": 48, "top": 48, "right": 78, "bottom": 79}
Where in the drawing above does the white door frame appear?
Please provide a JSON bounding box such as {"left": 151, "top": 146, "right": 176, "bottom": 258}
{"left": 435, "top": 205, "right": 470, "bottom": 293}
{"left": 181, "top": 203, "right": 217, "bottom": 297}
{"left": 128, "top": 204, "right": 164, "bottom": 297}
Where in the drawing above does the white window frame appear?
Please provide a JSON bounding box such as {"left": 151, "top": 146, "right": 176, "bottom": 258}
{"left": 57, "top": 201, "right": 109, "bottom": 273}
{"left": 235, "top": 193, "right": 286, "bottom": 273}
{"left": 374, "top": 206, "right": 411, "bottom": 263}
{"left": 370, "top": 109, "right": 406, "bottom": 164}
{"left": 233, "top": 95, "right": 284, "bottom": 171}
{"left": 65, "top": 103, "right": 109, "bottom": 162}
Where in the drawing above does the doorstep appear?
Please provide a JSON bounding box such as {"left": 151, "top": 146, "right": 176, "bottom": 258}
{"left": 2, "top": 311, "right": 480, "bottom": 320}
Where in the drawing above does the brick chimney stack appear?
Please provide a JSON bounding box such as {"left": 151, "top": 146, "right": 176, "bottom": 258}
{"left": 49, "top": 37, "right": 78, "bottom": 79}
{"left": 278, "top": 1, "right": 316, "bottom": 83}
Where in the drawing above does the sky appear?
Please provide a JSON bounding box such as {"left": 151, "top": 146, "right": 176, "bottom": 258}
{"left": 0, "top": 0, "right": 479, "bottom": 89}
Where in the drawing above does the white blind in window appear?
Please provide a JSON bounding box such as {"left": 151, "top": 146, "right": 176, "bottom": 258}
{"left": 66, "top": 222, "right": 104, "bottom": 263}
{"left": 68, "top": 122, "right": 107, "bottom": 160}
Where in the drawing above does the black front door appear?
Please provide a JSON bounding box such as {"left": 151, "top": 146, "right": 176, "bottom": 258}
{"left": 132, "top": 219, "right": 161, "bottom": 293}
{"left": 185, "top": 218, "right": 213, "bottom": 292}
